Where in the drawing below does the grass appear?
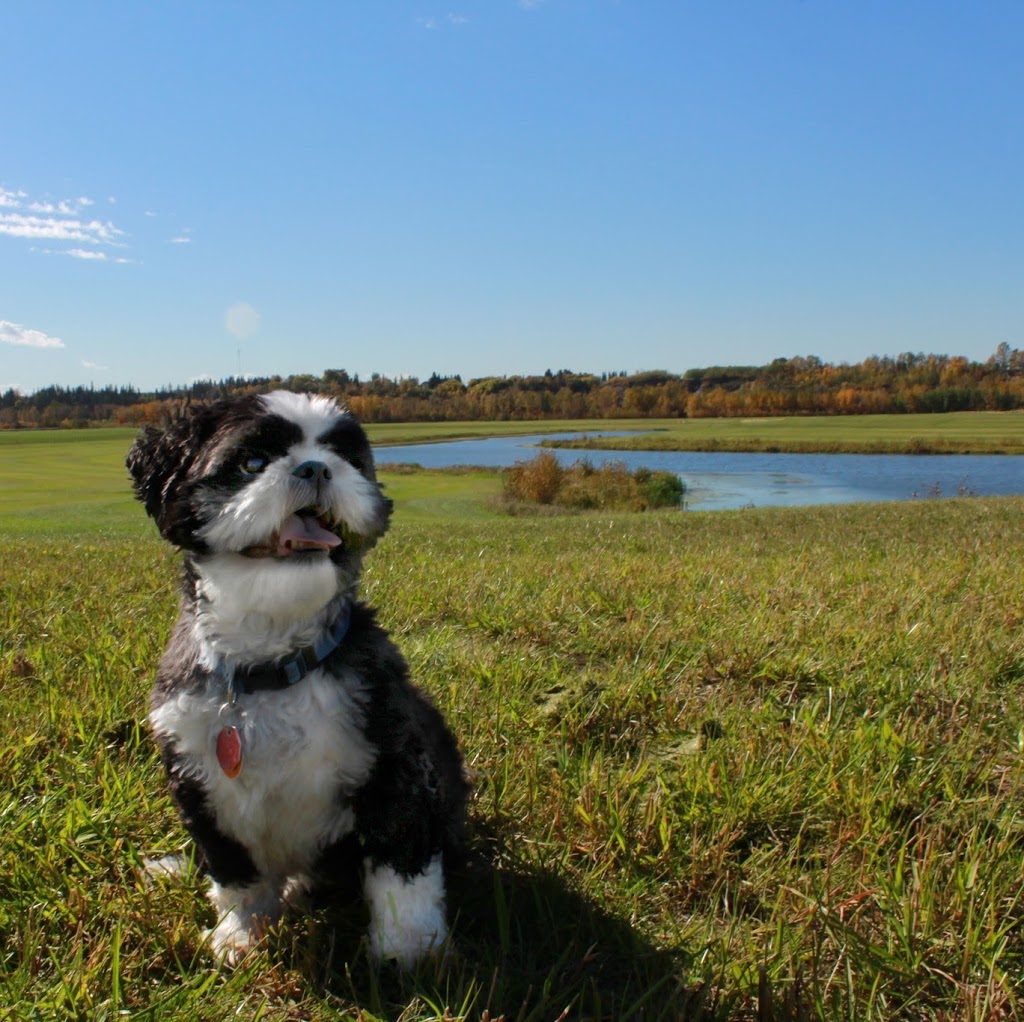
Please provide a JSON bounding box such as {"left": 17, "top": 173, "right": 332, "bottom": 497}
{"left": 2, "top": 426, "right": 1024, "bottom": 1019}
{"left": 541, "top": 411, "right": 1024, "bottom": 455}
{"left": 6, "top": 408, "right": 1024, "bottom": 460}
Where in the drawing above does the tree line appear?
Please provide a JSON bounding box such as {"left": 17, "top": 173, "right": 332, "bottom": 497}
{"left": 2, "top": 345, "right": 1022, "bottom": 429}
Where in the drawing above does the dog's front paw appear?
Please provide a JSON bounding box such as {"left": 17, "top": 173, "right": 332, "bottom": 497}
{"left": 365, "top": 856, "right": 448, "bottom": 968}
{"left": 204, "top": 913, "right": 261, "bottom": 967}
{"left": 370, "top": 911, "right": 448, "bottom": 968}
{"left": 205, "top": 881, "right": 280, "bottom": 967}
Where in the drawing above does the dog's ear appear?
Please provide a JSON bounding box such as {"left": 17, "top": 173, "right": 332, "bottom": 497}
{"left": 126, "top": 405, "right": 228, "bottom": 547}
{"left": 126, "top": 425, "right": 172, "bottom": 522}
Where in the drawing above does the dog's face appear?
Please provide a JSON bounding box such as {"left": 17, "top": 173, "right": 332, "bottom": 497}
{"left": 127, "top": 391, "right": 391, "bottom": 619}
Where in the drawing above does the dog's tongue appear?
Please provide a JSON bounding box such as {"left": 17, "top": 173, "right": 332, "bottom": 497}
{"left": 276, "top": 514, "right": 341, "bottom": 556}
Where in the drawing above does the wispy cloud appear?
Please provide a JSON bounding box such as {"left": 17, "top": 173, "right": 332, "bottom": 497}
{"left": 66, "top": 248, "right": 109, "bottom": 261}
{"left": 0, "top": 320, "right": 65, "bottom": 349}
{"left": 0, "top": 187, "right": 127, "bottom": 256}
{"left": 82, "top": 359, "right": 110, "bottom": 371}
{"left": 170, "top": 228, "right": 193, "bottom": 244}
{"left": 26, "top": 197, "right": 93, "bottom": 215}
{"left": 31, "top": 247, "right": 136, "bottom": 264}
{"left": 0, "top": 188, "right": 27, "bottom": 208}
{"left": 417, "top": 13, "right": 468, "bottom": 30}
{"left": 0, "top": 212, "right": 124, "bottom": 244}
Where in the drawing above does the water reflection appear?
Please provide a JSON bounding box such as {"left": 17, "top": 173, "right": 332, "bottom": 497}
{"left": 374, "top": 433, "right": 1024, "bottom": 511}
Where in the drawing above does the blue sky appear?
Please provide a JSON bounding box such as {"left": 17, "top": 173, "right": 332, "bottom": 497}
{"left": 2, "top": 1, "right": 1021, "bottom": 394}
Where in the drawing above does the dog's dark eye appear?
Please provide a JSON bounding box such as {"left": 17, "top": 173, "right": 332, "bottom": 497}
{"left": 241, "top": 454, "right": 268, "bottom": 476}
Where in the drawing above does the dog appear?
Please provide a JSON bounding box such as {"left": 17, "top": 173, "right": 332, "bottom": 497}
{"left": 126, "top": 390, "right": 468, "bottom": 967}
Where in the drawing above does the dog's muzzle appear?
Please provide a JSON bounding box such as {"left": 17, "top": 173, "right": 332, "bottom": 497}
{"left": 241, "top": 509, "right": 344, "bottom": 559}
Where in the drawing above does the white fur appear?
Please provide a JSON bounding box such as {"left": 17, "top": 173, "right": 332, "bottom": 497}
{"left": 259, "top": 390, "right": 346, "bottom": 437}
{"left": 198, "top": 456, "right": 382, "bottom": 557}
{"left": 364, "top": 856, "right": 448, "bottom": 966}
{"left": 206, "top": 878, "right": 281, "bottom": 964}
{"left": 188, "top": 392, "right": 387, "bottom": 662}
{"left": 193, "top": 557, "right": 340, "bottom": 662}
{"left": 192, "top": 390, "right": 383, "bottom": 559}
{"left": 150, "top": 664, "right": 377, "bottom": 944}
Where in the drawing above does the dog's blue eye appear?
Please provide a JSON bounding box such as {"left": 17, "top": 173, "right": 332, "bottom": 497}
{"left": 241, "top": 455, "right": 267, "bottom": 475}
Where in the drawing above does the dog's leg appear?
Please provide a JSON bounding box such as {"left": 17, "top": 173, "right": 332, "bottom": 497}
{"left": 363, "top": 854, "right": 448, "bottom": 967}
{"left": 163, "top": 759, "right": 280, "bottom": 964}
{"left": 206, "top": 879, "right": 282, "bottom": 965}
{"left": 353, "top": 742, "right": 455, "bottom": 967}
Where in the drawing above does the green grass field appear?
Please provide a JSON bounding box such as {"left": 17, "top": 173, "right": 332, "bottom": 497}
{"left": 2, "top": 421, "right": 1023, "bottom": 1020}
{"left": 543, "top": 411, "right": 1024, "bottom": 455}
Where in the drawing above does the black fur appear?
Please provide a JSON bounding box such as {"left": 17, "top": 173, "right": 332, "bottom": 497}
{"left": 127, "top": 392, "right": 468, "bottom": 963}
{"left": 126, "top": 397, "right": 267, "bottom": 550}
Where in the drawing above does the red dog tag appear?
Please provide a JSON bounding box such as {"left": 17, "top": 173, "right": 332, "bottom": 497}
{"left": 216, "top": 726, "right": 243, "bottom": 778}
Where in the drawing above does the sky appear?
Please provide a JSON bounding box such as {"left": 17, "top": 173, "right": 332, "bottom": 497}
{"left": 2, "top": 1, "right": 1022, "bottom": 395}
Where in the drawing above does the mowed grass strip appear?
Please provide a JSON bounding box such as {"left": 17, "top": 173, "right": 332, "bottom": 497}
{"left": 4, "top": 407, "right": 1024, "bottom": 465}
{"left": 545, "top": 410, "right": 1024, "bottom": 454}
{"left": 1, "top": 427, "right": 1024, "bottom": 1019}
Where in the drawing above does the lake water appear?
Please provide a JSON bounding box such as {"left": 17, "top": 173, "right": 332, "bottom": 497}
{"left": 375, "top": 432, "right": 1024, "bottom": 511}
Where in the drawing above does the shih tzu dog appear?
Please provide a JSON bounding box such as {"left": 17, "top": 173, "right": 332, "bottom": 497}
{"left": 127, "top": 391, "right": 467, "bottom": 967}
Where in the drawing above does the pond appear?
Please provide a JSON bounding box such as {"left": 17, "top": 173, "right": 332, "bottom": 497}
{"left": 375, "top": 432, "right": 1024, "bottom": 511}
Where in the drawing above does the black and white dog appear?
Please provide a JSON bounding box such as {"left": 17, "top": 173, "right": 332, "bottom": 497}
{"left": 127, "top": 391, "right": 467, "bottom": 967}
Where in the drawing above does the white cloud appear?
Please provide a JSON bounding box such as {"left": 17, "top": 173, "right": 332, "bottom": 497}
{"left": 225, "top": 302, "right": 261, "bottom": 339}
{"left": 25, "top": 200, "right": 84, "bottom": 215}
{"left": 0, "top": 320, "right": 65, "bottom": 349}
{"left": 82, "top": 359, "right": 109, "bottom": 371}
{"left": 67, "top": 248, "right": 108, "bottom": 261}
{"left": 30, "top": 247, "right": 135, "bottom": 264}
{"left": 418, "top": 13, "right": 468, "bottom": 29}
{"left": 0, "top": 188, "right": 127, "bottom": 258}
{"left": 0, "top": 210, "right": 125, "bottom": 246}
{"left": 0, "top": 188, "right": 27, "bottom": 208}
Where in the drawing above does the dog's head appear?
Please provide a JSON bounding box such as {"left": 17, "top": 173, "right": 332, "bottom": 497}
{"left": 127, "top": 391, "right": 391, "bottom": 616}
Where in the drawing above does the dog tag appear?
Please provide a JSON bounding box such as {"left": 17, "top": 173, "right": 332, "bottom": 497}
{"left": 216, "top": 725, "right": 243, "bottom": 778}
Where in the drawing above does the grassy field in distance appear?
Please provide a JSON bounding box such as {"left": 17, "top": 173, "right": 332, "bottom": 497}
{"left": 2, "top": 421, "right": 1024, "bottom": 1018}
{"left": 0, "top": 425, "right": 506, "bottom": 536}
{"left": 544, "top": 410, "right": 1024, "bottom": 454}
{"left": 1, "top": 410, "right": 1022, "bottom": 535}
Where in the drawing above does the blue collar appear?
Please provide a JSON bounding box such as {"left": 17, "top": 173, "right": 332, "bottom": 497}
{"left": 228, "top": 602, "right": 352, "bottom": 696}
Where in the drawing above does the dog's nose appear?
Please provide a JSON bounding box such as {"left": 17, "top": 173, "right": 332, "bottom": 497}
{"left": 292, "top": 460, "right": 333, "bottom": 483}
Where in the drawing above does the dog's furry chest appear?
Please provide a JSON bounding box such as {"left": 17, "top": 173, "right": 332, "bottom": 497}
{"left": 150, "top": 666, "right": 376, "bottom": 875}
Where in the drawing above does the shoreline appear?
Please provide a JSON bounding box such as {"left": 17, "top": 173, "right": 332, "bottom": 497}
{"left": 540, "top": 435, "right": 1024, "bottom": 456}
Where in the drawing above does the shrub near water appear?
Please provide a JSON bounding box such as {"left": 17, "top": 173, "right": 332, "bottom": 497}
{"left": 501, "top": 450, "right": 685, "bottom": 511}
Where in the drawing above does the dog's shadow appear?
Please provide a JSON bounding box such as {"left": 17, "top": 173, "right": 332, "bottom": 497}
{"left": 295, "top": 821, "right": 708, "bottom": 1022}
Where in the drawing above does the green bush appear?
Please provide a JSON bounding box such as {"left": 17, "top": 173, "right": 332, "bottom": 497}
{"left": 639, "top": 470, "right": 685, "bottom": 509}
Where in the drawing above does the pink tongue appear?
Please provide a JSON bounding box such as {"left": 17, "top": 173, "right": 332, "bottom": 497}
{"left": 275, "top": 514, "right": 342, "bottom": 556}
